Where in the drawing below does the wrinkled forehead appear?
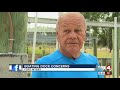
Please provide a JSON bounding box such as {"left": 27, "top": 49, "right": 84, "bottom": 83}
{"left": 58, "top": 12, "right": 86, "bottom": 28}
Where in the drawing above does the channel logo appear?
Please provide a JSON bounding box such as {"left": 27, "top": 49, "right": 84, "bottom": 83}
{"left": 9, "top": 64, "right": 22, "bottom": 71}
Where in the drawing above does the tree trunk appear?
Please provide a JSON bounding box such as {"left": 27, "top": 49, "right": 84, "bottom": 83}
{"left": 0, "top": 12, "right": 28, "bottom": 53}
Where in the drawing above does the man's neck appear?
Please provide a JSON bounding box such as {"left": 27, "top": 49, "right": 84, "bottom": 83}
{"left": 59, "top": 48, "right": 81, "bottom": 60}
{"left": 72, "top": 57, "right": 76, "bottom": 60}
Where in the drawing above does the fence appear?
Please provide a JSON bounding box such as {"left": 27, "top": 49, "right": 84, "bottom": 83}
{"left": 0, "top": 53, "right": 28, "bottom": 78}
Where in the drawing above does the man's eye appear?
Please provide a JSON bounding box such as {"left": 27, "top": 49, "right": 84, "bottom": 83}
{"left": 75, "top": 29, "right": 82, "bottom": 32}
{"left": 64, "top": 30, "right": 69, "bottom": 32}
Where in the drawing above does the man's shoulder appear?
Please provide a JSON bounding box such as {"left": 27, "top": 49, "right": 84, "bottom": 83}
{"left": 82, "top": 52, "right": 97, "bottom": 59}
{"left": 81, "top": 52, "right": 98, "bottom": 63}
{"left": 35, "top": 50, "right": 62, "bottom": 64}
{"left": 35, "top": 55, "right": 51, "bottom": 64}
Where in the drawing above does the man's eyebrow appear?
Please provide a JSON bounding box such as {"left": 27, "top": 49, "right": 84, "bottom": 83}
{"left": 62, "top": 25, "right": 68, "bottom": 27}
{"left": 77, "top": 25, "right": 82, "bottom": 27}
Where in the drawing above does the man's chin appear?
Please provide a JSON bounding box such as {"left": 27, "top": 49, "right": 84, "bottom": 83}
{"left": 67, "top": 49, "right": 80, "bottom": 57}
{"left": 67, "top": 48, "right": 80, "bottom": 53}
{"left": 70, "top": 53, "right": 79, "bottom": 59}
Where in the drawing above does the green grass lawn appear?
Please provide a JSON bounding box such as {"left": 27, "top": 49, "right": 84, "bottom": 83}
{"left": 85, "top": 48, "right": 112, "bottom": 58}
{"left": 27, "top": 46, "right": 112, "bottom": 58}
{"left": 27, "top": 46, "right": 56, "bottom": 56}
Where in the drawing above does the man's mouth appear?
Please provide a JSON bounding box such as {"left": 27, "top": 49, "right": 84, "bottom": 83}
{"left": 67, "top": 43, "right": 78, "bottom": 44}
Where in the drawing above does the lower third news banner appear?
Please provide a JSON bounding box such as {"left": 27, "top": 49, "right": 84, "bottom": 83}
{"left": 9, "top": 64, "right": 96, "bottom": 72}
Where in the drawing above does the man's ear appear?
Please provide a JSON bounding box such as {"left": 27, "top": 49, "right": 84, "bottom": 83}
{"left": 56, "top": 31, "right": 58, "bottom": 35}
{"left": 55, "top": 27, "right": 59, "bottom": 41}
{"left": 83, "top": 31, "right": 86, "bottom": 41}
{"left": 55, "top": 28, "right": 58, "bottom": 35}
{"left": 56, "top": 32, "right": 59, "bottom": 40}
{"left": 84, "top": 33, "right": 86, "bottom": 41}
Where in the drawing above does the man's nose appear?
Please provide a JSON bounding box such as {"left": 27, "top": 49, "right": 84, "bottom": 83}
{"left": 69, "top": 31, "right": 77, "bottom": 39}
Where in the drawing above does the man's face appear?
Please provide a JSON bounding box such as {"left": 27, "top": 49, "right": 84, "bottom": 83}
{"left": 57, "top": 13, "right": 86, "bottom": 58}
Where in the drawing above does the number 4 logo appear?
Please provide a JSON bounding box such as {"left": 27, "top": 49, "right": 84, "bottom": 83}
{"left": 106, "top": 65, "right": 111, "bottom": 70}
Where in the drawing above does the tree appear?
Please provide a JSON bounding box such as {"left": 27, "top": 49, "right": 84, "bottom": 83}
{"left": 81, "top": 12, "right": 116, "bottom": 52}
{"left": 0, "top": 12, "right": 28, "bottom": 53}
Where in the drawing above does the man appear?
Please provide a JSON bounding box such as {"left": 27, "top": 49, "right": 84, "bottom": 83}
{"left": 31, "top": 12, "right": 104, "bottom": 78}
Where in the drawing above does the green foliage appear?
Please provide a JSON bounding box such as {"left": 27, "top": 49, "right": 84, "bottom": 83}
{"left": 81, "top": 12, "right": 120, "bottom": 51}
{"left": 12, "top": 12, "right": 28, "bottom": 53}
{"left": 0, "top": 12, "right": 28, "bottom": 53}
{"left": 0, "top": 13, "right": 9, "bottom": 52}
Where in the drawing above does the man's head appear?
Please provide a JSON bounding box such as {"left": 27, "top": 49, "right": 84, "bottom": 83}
{"left": 56, "top": 12, "right": 87, "bottom": 59}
